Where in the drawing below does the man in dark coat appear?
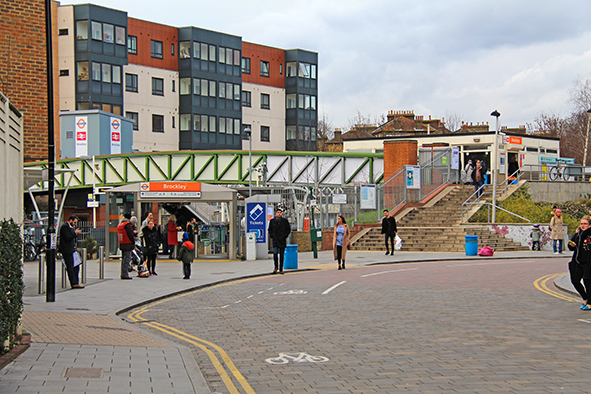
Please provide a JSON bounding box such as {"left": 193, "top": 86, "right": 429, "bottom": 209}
{"left": 471, "top": 160, "right": 486, "bottom": 198}
{"left": 268, "top": 208, "right": 291, "bottom": 274}
{"left": 59, "top": 215, "right": 84, "bottom": 289}
{"left": 381, "top": 209, "right": 398, "bottom": 255}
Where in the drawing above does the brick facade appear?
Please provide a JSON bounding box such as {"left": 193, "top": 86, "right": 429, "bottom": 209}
{"left": 0, "top": 0, "right": 60, "bottom": 162}
{"left": 383, "top": 140, "right": 418, "bottom": 180}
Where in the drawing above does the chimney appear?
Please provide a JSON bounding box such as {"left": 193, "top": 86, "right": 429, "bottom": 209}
{"left": 334, "top": 128, "right": 342, "bottom": 139}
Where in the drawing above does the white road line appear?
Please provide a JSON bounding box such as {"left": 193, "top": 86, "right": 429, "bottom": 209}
{"left": 247, "top": 295, "right": 254, "bottom": 299}
{"left": 258, "top": 291, "right": 264, "bottom": 294}
{"left": 322, "top": 281, "right": 347, "bottom": 295}
{"left": 234, "top": 300, "right": 242, "bottom": 304}
{"left": 360, "top": 267, "right": 418, "bottom": 278}
{"left": 221, "top": 305, "right": 229, "bottom": 309}
{"left": 578, "top": 319, "right": 591, "bottom": 324}
{"left": 447, "top": 260, "right": 537, "bottom": 268}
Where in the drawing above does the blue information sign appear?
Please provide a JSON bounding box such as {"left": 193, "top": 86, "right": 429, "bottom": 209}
{"left": 246, "top": 202, "right": 266, "bottom": 243}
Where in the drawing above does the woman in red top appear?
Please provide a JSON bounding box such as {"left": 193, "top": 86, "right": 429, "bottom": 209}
{"left": 167, "top": 214, "right": 182, "bottom": 259}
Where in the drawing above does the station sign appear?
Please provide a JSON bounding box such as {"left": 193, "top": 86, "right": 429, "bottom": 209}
{"left": 502, "top": 136, "right": 522, "bottom": 145}
{"left": 139, "top": 182, "right": 201, "bottom": 198}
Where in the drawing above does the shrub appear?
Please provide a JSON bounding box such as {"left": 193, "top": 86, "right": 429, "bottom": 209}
{"left": 0, "top": 219, "right": 24, "bottom": 353}
{"left": 81, "top": 235, "right": 98, "bottom": 257}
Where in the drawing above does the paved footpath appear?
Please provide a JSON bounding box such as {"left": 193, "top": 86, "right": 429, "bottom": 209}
{"left": 0, "top": 249, "right": 568, "bottom": 393}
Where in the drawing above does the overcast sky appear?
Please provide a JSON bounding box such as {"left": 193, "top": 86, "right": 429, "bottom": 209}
{"left": 62, "top": 0, "right": 591, "bottom": 131}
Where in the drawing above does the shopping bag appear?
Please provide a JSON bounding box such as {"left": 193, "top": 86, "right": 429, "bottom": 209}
{"left": 73, "top": 251, "right": 82, "bottom": 267}
{"left": 394, "top": 235, "right": 402, "bottom": 251}
{"left": 478, "top": 246, "right": 494, "bottom": 256}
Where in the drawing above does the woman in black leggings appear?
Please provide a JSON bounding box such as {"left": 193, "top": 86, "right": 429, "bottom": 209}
{"left": 568, "top": 215, "right": 591, "bottom": 310}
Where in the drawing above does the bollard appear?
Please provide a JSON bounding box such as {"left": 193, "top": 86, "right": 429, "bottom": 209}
{"left": 38, "top": 254, "right": 45, "bottom": 295}
{"left": 61, "top": 263, "right": 67, "bottom": 289}
{"left": 81, "top": 248, "right": 87, "bottom": 284}
{"left": 98, "top": 246, "right": 105, "bottom": 279}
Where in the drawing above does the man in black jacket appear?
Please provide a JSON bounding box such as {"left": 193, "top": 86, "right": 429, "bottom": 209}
{"left": 268, "top": 208, "right": 291, "bottom": 274}
{"left": 59, "top": 215, "right": 84, "bottom": 289}
{"left": 381, "top": 209, "right": 398, "bottom": 255}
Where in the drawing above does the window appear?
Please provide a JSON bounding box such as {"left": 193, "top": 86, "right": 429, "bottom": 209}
{"left": 219, "top": 117, "right": 226, "bottom": 133}
{"left": 279, "top": 64, "right": 282, "bottom": 75}
{"left": 311, "top": 127, "right": 317, "bottom": 141}
{"left": 226, "top": 83, "right": 233, "bottom": 100}
{"left": 200, "top": 43, "right": 208, "bottom": 60}
{"left": 102, "top": 64, "right": 111, "bottom": 82}
{"left": 287, "top": 126, "right": 296, "bottom": 140}
{"left": 180, "top": 42, "right": 191, "bottom": 58}
{"left": 180, "top": 114, "right": 191, "bottom": 131}
{"left": 201, "top": 78, "right": 208, "bottom": 96}
{"left": 76, "top": 21, "right": 88, "bottom": 40}
{"left": 219, "top": 82, "right": 226, "bottom": 99}
{"left": 260, "top": 93, "right": 270, "bottom": 109}
{"left": 115, "top": 26, "right": 125, "bottom": 45}
{"left": 193, "top": 115, "right": 201, "bottom": 131}
{"left": 242, "top": 124, "right": 251, "bottom": 140}
{"left": 92, "top": 62, "right": 101, "bottom": 81}
{"left": 234, "top": 84, "right": 240, "bottom": 100}
{"left": 286, "top": 94, "right": 296, "bottom": 109}
{"left": 59, "top": 69, "right": 69, "bottom": 76}
{"left": 234, "top": 119, "right": 241, "bottom": 135}
{"left": 209, "top": 80, "right": 216, "bottom": 97}
{"left": 180, "top": 78, "right": 191, "bottom": 95}
{"left": 103, "top": 24, "right": 114, "bottom": 43}
{"left": 102, "top": 103, "right": 112, "bottom": 112}
{"left": 261, "top": 126, "right": 270, "bottom": 142}
{"left": 91, "top": 21, "right": 102, "bottom": 40}
{"left": 241, "top": 91, "right": 251, "bottom": 107}
{"left": 112, "top": 66, "right": 121, "bottom": 84}
{"left": 125, "top": 73, "right": 138, "bottom": 92}
{"left": 59, "top": 28, "right": 68, "bottom": 36}
{"left": 126, "top": 112, "right": 138, "bottom": 130}
{"left": 219, "top": 47, "right": 226, "bottom": 64}
{"left": 151, "top": 40, "right": 163, "bottom": 59}
{"left": 226, "top": 118, "right": 233, "bottom": 134}
{"left": 193, "top": 42, "right": 200, "bottom": 58}
{"left": 127, "top": 35, "right": 137, "bottom": 54}
{"left": 286, "top": 62, "right": 297, "bottom": 77}
{"left": 152, "top": 78, "right": 164, "bottom": 96}
{"left": 200, "top": 115, "right": 208, "bottom": 131}
{"left": 152, "top": 115, "right": 164, "bottom": 133}
{"left": 171, "top": 43, "right": 175, "bottom": 56}
{"left": 172, "top": 80, "right": 175, "bottom": 92}
{"left": 298, "top": 94, "right": 304, "bottom": 109}
{"left": 77, "top": 61, "right": 89, "bottom": 81}
{"left": 305, "top": 126, "right": 311, "bottom": 141}
{"left": 241, "top": 57, "right": 251, "bottom": 74}
{"left": 193, "top": 78, "right": 200, "bottom": 95}
{"left": 172, "top": 115, "right": 175, "bottom": 128}
{"left": 311, "top": 64, "right": 317, "bottom": 79}
{"left": 260, "top": 61, "right": 269, "bottom": 77}
{"left": 234, "top": 49, "right": 241, "bottom": 66}
{"left": 311, "top": 96, "right": 317, "bottom": 110}
{"left": 112, "top": 105, "right": 122, "bottom": 116}
{"left": 209, "top": 45, "right": 216, "bottom": 62}
{"left": 209, "top": 116, "right": 216, "bottom": 132}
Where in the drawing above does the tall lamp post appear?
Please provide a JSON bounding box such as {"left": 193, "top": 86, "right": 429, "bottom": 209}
{"left": 244, "top": 126, "right": 252, "bottom": 197}
{"left": 584, "top": 109, "right": 591, "bottom": 167}
{"left": 490, "top": 110, "right": 501, "bottom": 224}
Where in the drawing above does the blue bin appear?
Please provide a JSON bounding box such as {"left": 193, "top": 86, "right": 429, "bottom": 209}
{"left": 284, "top": 244, "right": 299, "bottom": 269}
{"left": 465, "top": 235, "right": 478, "bottom": 256}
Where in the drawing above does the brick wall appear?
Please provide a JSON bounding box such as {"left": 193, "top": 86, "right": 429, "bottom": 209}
{"left": 383, "top": 140, "right": 418, "bottom": 180}
{"left": 0, "top": 0, "right": 60, "bottom": 162}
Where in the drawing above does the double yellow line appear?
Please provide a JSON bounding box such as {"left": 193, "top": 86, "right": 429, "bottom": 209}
{"left": 127, "top": 284, "right": 256, "bottom": 394}
{"left": 533, "top": 272, "right": 580, "bottom": 303}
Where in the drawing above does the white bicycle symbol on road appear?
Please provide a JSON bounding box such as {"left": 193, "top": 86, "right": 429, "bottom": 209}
{"left": 265, "top": 352, "right": 329, "bottom": 365}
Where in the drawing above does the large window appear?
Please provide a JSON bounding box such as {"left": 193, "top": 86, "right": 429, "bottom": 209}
{"left": 209, "top": 80, "right": 216, "bottom": 97}
{"left": 241, "top": 91, "right": 251, "bottom": 107}
{"left": 180, "top": 114, "right": 191, "bottom": 131}
{"left": 261, "top": 126, "right": 270, "bottom": 142}
{"left": 112, "top": 65, "right": 121, "bottom": 84}
{"left": 92, "top": 62, "right": 101, "bottom": 81}
{"left": 261, "top": 93, "right": 270, "bottom": 110}
{"left": 91, "top": 21, "right": 102, "bottom": 40}
{"left": 180, "top": 42, "right": 191, "bottom": 58}
{"left": 260, "top": 61, "right": 269, "bottom": 77}
{"left": 287, "top": 126, "right": 296, "bottom": 140}
{"left": 126, "top": 112, "right": 138, "bottom": 130}
{"left": 226, "top": 83, "right": 233, "bottom": 100}
{"left": 209, "top": 45, "right": 216, "bottom": 62}
{"left": 76, "top": 21, "right": 88, "bottom": 40}
{"left": 77, "top": 61, "right": 89, "bottom": 81}
{"left": 180, "top": 78, "right": 191, "bottom": 95}
{"left": 103, "top": 24, "right": 114, "bottom": 43}
{"left": 241, "top": 57, "right": 251, "bottom": 74}
{"left": 298, "top": 62, "right": 317, "bottom": 79}
{"left": 125, "top": 73, "right": 138, "bottom": 92}
{"left": 152, "top": 115, "right": 164, "bottom": 133}
{"left": 101, "top": 64, "right": 111, "bottom": 82}
{"left": 218, "top": 82, "right": 226, "bottom": 99}
{"left": 127, "top": 35, "right": 137, "bottom": 54}
{"left": 115, "top": 27, "right": 125, "bottom": 45}
{"left": 286, "top": 62, "right": 297, "bottom": 77}
{"left": 286, "top": 94, "right": 296, "bottom": 109}
{"left": 151, "top": 40, "right": 163, "bottom": 59}
{"left": 193, "top": 78, "right": 201, "bottom": 95}
{"left": 152, "top": 78, "right": 164, "bottom": 96}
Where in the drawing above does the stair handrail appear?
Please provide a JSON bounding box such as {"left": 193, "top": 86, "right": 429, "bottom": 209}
{"left": 469, "top": 202, "right": 531, "bottom": 223}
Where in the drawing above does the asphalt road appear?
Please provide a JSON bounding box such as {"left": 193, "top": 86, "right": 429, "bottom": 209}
{"left": 126, "top": 257, "right": 589, "bottom": 393}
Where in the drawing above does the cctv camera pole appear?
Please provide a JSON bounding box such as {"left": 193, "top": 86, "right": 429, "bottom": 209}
{"left": 45, "top": 0, "right": 56, "bottom": 302}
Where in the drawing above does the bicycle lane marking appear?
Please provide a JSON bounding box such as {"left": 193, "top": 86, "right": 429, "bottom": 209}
{"left": 533, "top": 272, "right": 579, "bottom": 303}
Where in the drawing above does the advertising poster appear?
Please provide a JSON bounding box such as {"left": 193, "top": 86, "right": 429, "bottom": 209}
{"left": 451, "top": 147, "right": 459, "bottom": 169}
{"left": 75, "top": 116, "right": 88, "bottom": 157}
{"left": 406, "top": 165, "right": 421, "bottom": 189}
{"left": 360, "top": 184, "right": 376, "bottom": 210}
{"left": 247, "top": 202, "right": 266, "bottom": 244}
{"left": 110, "top": 117, "right": 121, "bottom": 154}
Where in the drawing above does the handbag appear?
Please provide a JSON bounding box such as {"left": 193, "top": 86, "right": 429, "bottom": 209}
{"left": 346, "top": 241, "right": 351, "bottom": 250}
{"left": 177, "top": 230, "right": 184, "bottom": 243}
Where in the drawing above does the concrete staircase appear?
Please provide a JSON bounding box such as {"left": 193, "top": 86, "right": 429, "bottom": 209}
{"left": 350, "top": 185, "right": 529, "bottom": 253}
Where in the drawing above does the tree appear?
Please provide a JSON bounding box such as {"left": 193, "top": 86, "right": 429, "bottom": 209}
{"left": 443, "top": 111, "right": 464, "bottom": 133}
{"left": 316, "top": 112, "right": 335, "bottom": 152}
{"left": 343, "top": 110, "right": 385, "bottom": 132}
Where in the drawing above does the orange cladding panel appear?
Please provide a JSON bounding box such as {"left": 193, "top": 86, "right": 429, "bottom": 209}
{"left": 242, "top": 42, "right": 285, "bottom": 88}
{"left": 127, "top": 18, "right": 178, "bottom": 70}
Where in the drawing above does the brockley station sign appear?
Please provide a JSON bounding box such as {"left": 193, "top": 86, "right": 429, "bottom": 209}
{"left": 139, "top": 182, "right": 202, "bottom": 198}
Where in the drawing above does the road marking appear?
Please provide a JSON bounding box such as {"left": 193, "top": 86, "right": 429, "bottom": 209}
{"left": 221, "top": 305, "right": 229, "bottom": 309}
{"left": 265, "top": 352, "right": 329, "bottom": 365}
{"left": 447, "top": 260, "right": 538, "bottom": 267}
{"left": 258, "top": 291, "right": 264, "bottom": 294}
{"left": 273, "top": 290, "right": 307, "bottom": 295}
{"left": 578, "top": 319, "right": 591, "bottom": 324}
{"left": 247, "top": 295, "right": 254, "bottom": 299}
{"left": 533, "top": 273, "right": 579, "bottom": 303}
{"left": 361, "top": 267, "right": 418, "bottom": 278}
{"left": 322, "top": 281, "right": 346, "bottom": 295}
{"left": 234, "top": 300, "right": 242, "bottom": 304}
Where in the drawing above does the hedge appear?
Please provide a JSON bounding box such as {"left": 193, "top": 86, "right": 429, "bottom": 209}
{"left": 0, "top": 219, "right": 24, "bottom": 349}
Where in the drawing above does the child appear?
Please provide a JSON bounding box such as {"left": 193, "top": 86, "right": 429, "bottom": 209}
{"left": 531, "top": 223, "right": 541, "bottom": 251}
{"left": 177, "top": 232, "right": 194, "bottom": 279}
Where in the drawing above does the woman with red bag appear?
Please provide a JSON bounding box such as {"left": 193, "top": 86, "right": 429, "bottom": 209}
{"left": 333, "top": 215, "right": 350, "bottom": 270}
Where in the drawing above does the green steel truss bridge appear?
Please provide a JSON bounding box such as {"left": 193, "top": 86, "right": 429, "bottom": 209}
{"left": 25, "top": 150, "right": 384, "bottom": 191}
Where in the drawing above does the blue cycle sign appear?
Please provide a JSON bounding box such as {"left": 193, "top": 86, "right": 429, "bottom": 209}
{"left": 247, "top": 202, "right": 266, "bottom": 243}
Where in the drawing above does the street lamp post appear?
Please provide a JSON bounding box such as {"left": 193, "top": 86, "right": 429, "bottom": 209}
{"left": 244, "top": 126, "right": 252, "bottom": 197}
{"left": 490, "top": 110, "right": 501, "bottom": 224}
{"left": 584, "top": 109, "right": 591, "bottom": 167}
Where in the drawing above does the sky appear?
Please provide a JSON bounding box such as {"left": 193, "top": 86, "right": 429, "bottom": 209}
{"left": 62, "top": 0, "right": 591, "bottom": 131}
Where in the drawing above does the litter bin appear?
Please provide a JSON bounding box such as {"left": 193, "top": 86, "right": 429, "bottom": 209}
{"left": 464, "top": 235, "right": 478, "bottom": 256}
{"left": 284, "top": 244, "right": 299, "bottom": 269}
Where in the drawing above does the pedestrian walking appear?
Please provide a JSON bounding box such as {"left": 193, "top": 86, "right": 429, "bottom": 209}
{"left": 471, "top": 160, "right": 486, "bottom": 197}
{"left": 551, "top": 208, "right": 565, "bottom": 254}
{"left": 59, "top": 215, "right": 84, "bottom": 289}
{"left": 117, "top": 212, "right": 136, "bottom": 280}
{"left": 142, "top": 219, "right": 160, "bottom": 276}
{"left": 177, "top": 232, "right": 194, "bottom": 279}
{"left": 381, "top": 209, "right": 397, "bottom": 255}
{"left": 568, "top": 215, "right": 591, "bottom": 310}
{"left": 333, "top": 215, "right": 350, "bottom": 270}
{"left": 464, "top": 159, "right": 474, "bottom": 185}
{"left": 530, "top": 223, "right": 541, "bottom": 251}
{"left": 268, "top": 208, "right": 291, "bottom": 274}
{"left": 167, "top": 214, "right": 182, "bottom": 259}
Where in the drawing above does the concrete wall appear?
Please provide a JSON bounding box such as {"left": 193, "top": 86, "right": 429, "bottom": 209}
{"left": 0, "top": 93, "right": 24, "bottom": 223}
{"left": 527, "top": 181, "right": 591, "bottom": 203}
{"left": 241, "top": 82, "right": 286, "bottom": 151}
{"left": 58, "top": 5, "right": 76, "bottom": 112}
{"left": 488, "top": 223, "right": 568, "bottom": 251}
